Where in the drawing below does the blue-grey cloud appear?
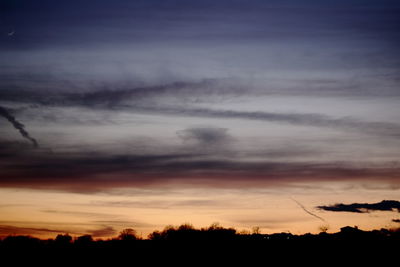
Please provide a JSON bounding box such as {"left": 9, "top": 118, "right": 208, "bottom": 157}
{"left": 143, "top": 106, "right": 400, "bottom": 138}
{"left": 1, "top": 83, "right": 400, "bottom": 138}
{"left": 1, "top": 0, "right": 399, "bottom": 195}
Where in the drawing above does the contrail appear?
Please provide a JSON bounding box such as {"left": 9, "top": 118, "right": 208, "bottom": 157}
{"left": 291, "top": 197, "right": 325, "bottom": 222}
{"left": 0, "top": 106, "right": 39, "bottom": 148}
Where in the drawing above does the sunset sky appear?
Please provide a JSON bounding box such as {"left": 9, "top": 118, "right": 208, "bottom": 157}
{"left": 1, "top": 0, "right": 400, "bottom": 239}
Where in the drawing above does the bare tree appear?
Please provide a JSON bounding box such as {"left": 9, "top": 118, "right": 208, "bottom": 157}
{"left": 318, "top": 225, "right": 330, "bottom": 233}
{"left": 252, "top": 226, "right": 261, "bottom": 235}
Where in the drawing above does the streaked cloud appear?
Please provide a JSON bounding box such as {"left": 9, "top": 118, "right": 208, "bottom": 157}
{"left": 0, "top": 225, "right": 80, "bottom": 237}
{"left": 0, "top": 138, "right": 399, "bottom": 192}
{"left": 1, "top": 82, "right": 400, "bottom": 138}
{"left": 87, "top": 226, "right": 116, "bottom": 238}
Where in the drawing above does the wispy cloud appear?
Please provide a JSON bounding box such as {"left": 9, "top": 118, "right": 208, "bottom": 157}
{"left": 148, "top": 106, "right": 400, "bottom": 138}
{"left": 41, "top": 209, "right": 124, "bottom": 219}
{"left": 90, "top": 199, "right": 222, "bottom": 209}
{"left": 2, "top": 82, "right": 400, "bottom": 138}
{"left": 87, "top": 226, "right": 116, "bottom": 238}
{"left": 0, "top": 225, "right": 79, "bottom": 237}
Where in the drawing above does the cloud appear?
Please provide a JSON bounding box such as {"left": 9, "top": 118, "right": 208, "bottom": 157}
{"left": 177, "top": 127, "right": 232, "bottom": 147}
{"left": 153, "top": 106, "right": 400, "bottom": 138}
{"left": 91, "top": 220, "right": 152, "bottom": 228}
{"left": 87, "top": 226, "right": 116, "bottom": 238}
{"left": 0, "top": 1, "right": 399, "bottom": 199}
{"left": 232, "top": 217, "right": 309, "bottom": 229}
{"left": 42, "top": 210, "right": 122, "bottom": 219}
{"left": 0, "top": 225, "right": 78, "bottom": 237}
{"left": 0, "top": 138, "right": 399, "bottom": 192}
{"left": 90, "top": 199, "right": 221, "bottom": 209}
{"left": 2, "top": 79, "right": 400, "bottom": 138}
{"left": 0, "top": 141, "right": 36, "bottom": 158}
{"left": 317, "top": 200, "right": 400, "bottom": 213}
{"left": 0, "top": 79, "right": 221, "bottom": 107}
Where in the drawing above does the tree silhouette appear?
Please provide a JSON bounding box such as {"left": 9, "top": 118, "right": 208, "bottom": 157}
{"left": 118, "top": 228, "right": 138, "bottom": 241}
{"left": 75, "top": 235, "right": 93, "bottom": 246}
{"left": 55, "top": 234, "right": 72, "bottom": 247}
{"left": 318, "top": 225, "right": 330, "bottom": 233}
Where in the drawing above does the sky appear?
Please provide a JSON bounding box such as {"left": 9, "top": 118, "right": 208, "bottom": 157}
{"left": 0, "top": 0, "right": 400, "bottom": 239}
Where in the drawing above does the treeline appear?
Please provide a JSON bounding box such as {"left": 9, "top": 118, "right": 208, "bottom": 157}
{"left": 1, "top": 224, "right": 400, "bottom": 249}
{"left": 2, "top": 225, "right": 398, "bottom": 265}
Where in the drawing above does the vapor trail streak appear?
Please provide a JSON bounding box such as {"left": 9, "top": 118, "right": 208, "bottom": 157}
{"left": 0, "top": 106, "right": 39, "bottom": 148}
{"left": 291, "top": 197, "right": 325, "bottom": 222}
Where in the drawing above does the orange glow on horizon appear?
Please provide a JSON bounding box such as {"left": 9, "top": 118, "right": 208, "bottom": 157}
{"left": 0, "top": 181, "right": 398, "bottom": 239}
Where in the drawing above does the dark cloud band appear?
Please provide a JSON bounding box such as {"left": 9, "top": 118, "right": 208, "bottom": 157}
{"left": 0, "top": 140, "right": 399, "bottom": 192}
